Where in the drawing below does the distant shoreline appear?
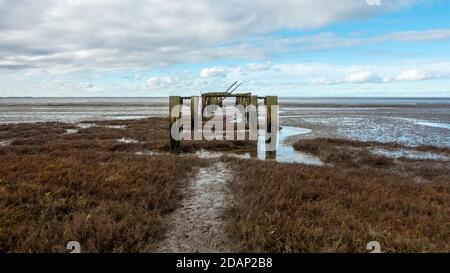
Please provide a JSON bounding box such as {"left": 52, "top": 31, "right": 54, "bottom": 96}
{"left": 2, "top": 96, "right": 450, "bottom": 99}
{"left": 1, "top": 97, "right": 450, "bottom": 108}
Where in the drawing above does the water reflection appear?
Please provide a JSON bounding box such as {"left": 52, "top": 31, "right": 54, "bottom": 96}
{"left": 192, "top": 126, "right": 323, "bottom": 165}
{"left": 257, "top": 126, "right": 323, "bottom": 165}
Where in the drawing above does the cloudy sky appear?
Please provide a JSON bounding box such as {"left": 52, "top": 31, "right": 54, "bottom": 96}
{"left": 1, "top": 0, "right": 450, "bottom": 97}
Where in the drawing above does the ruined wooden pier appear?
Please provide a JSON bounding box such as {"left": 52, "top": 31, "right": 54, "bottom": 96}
{"left": 169, "top": 92, "right": 278, "bottom": 153}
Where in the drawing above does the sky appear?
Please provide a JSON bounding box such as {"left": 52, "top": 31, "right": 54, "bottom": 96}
{"left": 0, "top": 0, "right": 450, "bottom": 97}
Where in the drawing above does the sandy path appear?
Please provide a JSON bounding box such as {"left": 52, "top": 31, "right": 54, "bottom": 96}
{"left": 155, "top": 161, "right": 235, "bottom": 253}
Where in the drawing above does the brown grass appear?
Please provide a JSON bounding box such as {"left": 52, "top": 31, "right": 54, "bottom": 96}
{"left": 293, "top": 138, "right": 450, "bottom": 160}
{"left": 293, "top": 138, "right": 450, "bottom": 181}
{"left": 2, "top": 118, "right": 449, "bottom": 253}
{"left": 0, "top": 118, "right": 218, "bottom": 252}
{"left": 224, "top": 138, "right": 450, "bottom": 253}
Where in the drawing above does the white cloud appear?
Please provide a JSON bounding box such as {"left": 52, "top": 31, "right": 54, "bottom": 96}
{"left": 2, "top": 0, "right": 449, "bottom": 97}
{"left": 344, "top": 71, "right": 383, "bottom": 84}
{"left": 243, "top": 63, "right": 273, "bottom": 72}
{"left": 383, "top": 30, "right": 450, "bottom": 42}
{"left": 147, "top": 76, "right": 175, "bottom": 89}
{"left": 2, "top": 60, "right": 450, "bottom": 97}
{"left": 395, "top": 69, "right": 441, "bottom": 81}
{"left": 77, "top": 82, "right": 94, "bottom": 89}
{"left": 238, "top": 29, "right": 450, "bottom": 53}
{"left": 311, "top": 71, "right": 384, "bottom": 85}
{"left": 0, "top": 0, "right": 419, "bottom": 73}
{"left": 282, "top": 62, "right": 450, "bottom": 86}
{"left": 200, "top": 67, "right": 226, "bottom": 78}
{"left": 367, "top": 0, "right": 382, "bottom": 6}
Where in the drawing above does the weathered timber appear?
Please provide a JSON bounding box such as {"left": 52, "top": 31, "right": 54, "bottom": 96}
{"left": 265, "top": 96, "right": 278, "bottom": 134}
{"left": 169, "top": 96, "right": 182, "bottom": 153}
{"left": 168, "top": 93, "right": 278, "bottom": 154}
{"left": 191, "top": 96, "right": 201, "bottom": 140}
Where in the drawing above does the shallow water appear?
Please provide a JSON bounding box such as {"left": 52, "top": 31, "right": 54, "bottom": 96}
{"left": 257, "top": 126, "right": 323, "bottom": 165}
{"left": 1, "top": 97, "right": 449, "bottom": 147}
{"left": 194, "top": 126, "right": 323, "bottom": 165}
{"left": 281, "top": 105, "right": 450, "bottom": 147}
{"left": 415, "top": 121, "right": 450, "bottom": 129}
{"left": 0, "top": 106, "right": 165, "bottom": 124}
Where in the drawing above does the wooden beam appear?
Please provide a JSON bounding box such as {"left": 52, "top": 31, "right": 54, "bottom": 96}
{"left": 202, "top": 92, "right": 252, "bottom": 98}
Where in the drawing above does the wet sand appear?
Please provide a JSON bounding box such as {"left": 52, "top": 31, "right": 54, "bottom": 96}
{"left": 280, "top": 105, "right": 450, "bottom": 147}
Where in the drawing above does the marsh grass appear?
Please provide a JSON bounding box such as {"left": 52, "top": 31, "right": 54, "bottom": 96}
{"left": 1, "top": 119, "right": 448, "bottom": 253}
{"left": 0, "top": 118, "right": 227, "bottom": 252}
{"left": 224, "top": 138, "right": 450, "bottom": 253}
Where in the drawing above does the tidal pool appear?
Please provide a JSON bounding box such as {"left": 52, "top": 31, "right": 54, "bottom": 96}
{"left": 257, "top": 126, "right": 323, "bottom": 165}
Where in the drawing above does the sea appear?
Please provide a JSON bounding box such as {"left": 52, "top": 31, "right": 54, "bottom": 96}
{"left": 1, "top": 97, "right": 449, "bottom": 147}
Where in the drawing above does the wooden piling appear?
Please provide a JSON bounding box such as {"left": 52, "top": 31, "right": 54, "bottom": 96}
{"left": 250, "top": 96, "right": 258, "bottom": 116}
{"left": 244, "top": 96, "right": 251, "bottom": 125}
{"left": 250, "top": 95, "right": 258, "bottom": 131}
{"left": 265, "top": 96, "right": 278, "bottom": 158}
{"left": 169, "top": 96, "right": 182, "bottom": 153}
{"left": 169, "top": 93, "right": 276, "bottom": 153}
{"left": 191, "top": 96, "right": 200, "bottom": 140}
{"left": 265, "top": 96, "right": 278, "bottom": 134}
{"left": 201, "top": 96, "right": 206, "bottom": 118}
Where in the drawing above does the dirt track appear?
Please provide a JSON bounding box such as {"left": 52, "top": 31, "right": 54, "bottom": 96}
{"left": 155, "top": 161, "right": 236, "bottom": 253}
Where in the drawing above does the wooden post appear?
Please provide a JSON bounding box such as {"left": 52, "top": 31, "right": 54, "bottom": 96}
{"left": 235, "top": 97, "right": 241, "bottom": 106}
{"left": 250, "top": 95, "right": 258, "bottom": 131}
{"left": 265, "top": 96, "right": 278, "bottom": 134}
{"left": 213, "top": 96, "right": 221, "bottom": 107}
{"left": 250, "top": 96, "right": 258, "bottom": 114}
{"left": 169, "top": 96, "right": 182, "bottom": 153}
{"left": 244, "top": 96, "right": 251, "bottom": 125}
{"left": 191, "top": 96, "right": 200, "bottom": 140}
{"left": 265, "top": 96, "right": 278, "bottom": 158}
{"left": 205, "top": 97, "right": 212, "bottom": 117}
{"left": 201, "top": 96, "right": 206, "bottom": 118}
